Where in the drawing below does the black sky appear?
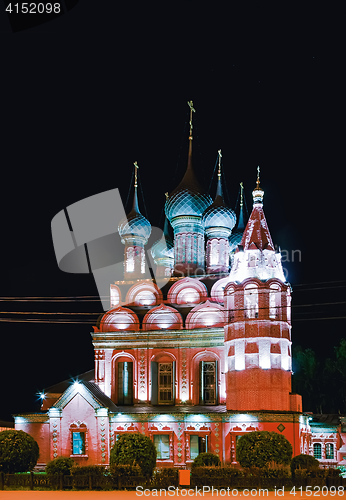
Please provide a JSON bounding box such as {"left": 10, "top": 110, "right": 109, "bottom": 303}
{"left": 0, "top": 2, "right": 344, "bottom": 422}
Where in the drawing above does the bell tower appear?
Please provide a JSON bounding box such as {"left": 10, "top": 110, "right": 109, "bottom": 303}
{"left": 224, "top": 168, "right": 302, "bottom": 412}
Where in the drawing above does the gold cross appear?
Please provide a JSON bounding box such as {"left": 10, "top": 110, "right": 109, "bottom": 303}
{"left": 218, "top": 149, "right": 222, "bottom": 178}
{"left": 134, "top": 161, "right": 139, "bottom": 187}
{"left": 240, "top": 181, "right": 244, "bottom": 206}
{"left": 187, "top": 100, "right": 195, "bottom": 137}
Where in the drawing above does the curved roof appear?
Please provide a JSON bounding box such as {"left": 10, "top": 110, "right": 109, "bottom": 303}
{"left": 118, "top": 185, "right": 151, "bottom": 241}
{"left": 142, "top": 304, "right": 183, "bottom": 331}
{"left": 98, "top": 306, "right": 139, "bottom": 332}
{"left": 165, "top": 139, "right": 212, "bottom": 221}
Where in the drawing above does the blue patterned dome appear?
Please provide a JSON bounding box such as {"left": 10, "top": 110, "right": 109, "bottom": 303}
{"left": 118, "top": 208, "right": 151, "bottom": 241}
{"left": 151, "top": 218, "right": 174, "bottom": 261}
{"left": 165, "top": 162, "right": 212, "bottom": 220}
{"left": 229, "top": 228, "right": 244, "bottom": 252}
{"left": 118, "top": 186, "right": 151, "bottom": 241}
{"left": 203, "top": 197, "right": 236, "bottom": 230}
{"left": 229, "top": 198, "right": 246, "bottom": 252}
{"left": 151, "top": 236, "right": 174, "bottom": 260}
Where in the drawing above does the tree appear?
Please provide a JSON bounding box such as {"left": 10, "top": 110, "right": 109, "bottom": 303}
{"left": 291, "top": 454, "right": 319, "bottom": 476}
{"left": 292, "top": 346, "right": 323, "bottom": 412}
{"left": 110, "top": 433, "right": 156, "bottom": 479}
{"left": 236, "top": 431, "right": 292, "bottom": 469}
{"left": 0, "top": 430, "right": 39, "bottom": 473}
{"left": 45, "top": 457, "right": 75, "bottom": 476}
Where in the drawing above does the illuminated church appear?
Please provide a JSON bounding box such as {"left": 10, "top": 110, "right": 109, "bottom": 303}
{"left": 15, "top": 103, "right": 343, "bottom": 468}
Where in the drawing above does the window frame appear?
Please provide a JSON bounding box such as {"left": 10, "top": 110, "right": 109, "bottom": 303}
{"left": 325, "top": 442, "right": 334, "bottom": 460}
{"left": 186, "top": 431, "right": 211, "bottom": 462}
{"left": 151, "top": 360, "right": 176, "bottom": 405}
{"left": 199, "top": 360, "right": 218, "bottom": 405}
{"left": 154, "top": 433, "right": 171, "bottom": 460}
{"left": 70, "top": 424, "right": 87, "bottom": 457}
{"left": 313, "top": 442, "right": 322, "bottom": 459}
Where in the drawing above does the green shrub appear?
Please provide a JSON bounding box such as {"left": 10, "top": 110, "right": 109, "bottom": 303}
{"left": 250, "top": 463, "right": 291, "bottom": 479}
{"left": 109, "top": 463, "right": 143, "bottom": 478}
{"left": 152, "top": 468, "right": 179, "bottom": 488}
{"left": 71, "top": 465, "right": 107, "bottom": 476}
{"left": 337, "top": 465, "right": 346, "bottom": 478}
{"left": 291, "top": 454, "right": 320, "bottom": 476}
{"left": 236, "top": 431, "right": 292, "bottom": 469}
{"left": 294, "top": 468, "right": 327, "bottom": 479}
{"left": 193, "top": 452, "right": 221, "bottom": 468}
{"left": 326, "top": 468, "right": 342, "bottom": 478}
{"left": 191, "top": 466, "right": 244, "bottom": 487}
{"left": 46, "top": 456, "right": 75, "bottom": 476}
{"left": 0, "top": 430, "right": 39, "bottom": 473}
{"left": 110, "top": 433, "right": 156, "bottom": 479}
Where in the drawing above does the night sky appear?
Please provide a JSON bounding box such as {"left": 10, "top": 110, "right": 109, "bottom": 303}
{"left": 0, "top": 3, "right": 344, "bottom": 422}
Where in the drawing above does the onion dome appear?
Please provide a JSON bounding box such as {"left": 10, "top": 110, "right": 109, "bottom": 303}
{"left": 118, "top": 162, "right": 151, "bottom": 242}
{"left": 229, "top": 181, "right": 246, "bottom": 252}
{"left": 202, "top": 150, "right": 236, "bottom": 231}
{"left": 150, "top": 216, "right": 174, "bottom": 262}
{"left": 165, "top": 101, "right": 212, "bottom": 221}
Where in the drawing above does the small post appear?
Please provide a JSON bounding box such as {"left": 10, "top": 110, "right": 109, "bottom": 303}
{"left": 59, "top": 472, "right": 63, "bottom": 490}
{"left": 89, "top": 473, "right": 92, "bottom": 490}
{"left": 0, "top": 472, "right": 4, "bottom": 490}
{"left": 30, "top": 471, "right": 34, "bottom": 490}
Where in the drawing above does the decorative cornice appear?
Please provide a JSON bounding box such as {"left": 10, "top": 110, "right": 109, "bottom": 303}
{"left": 91, "top": 327, "right": 224, "bottom": 349}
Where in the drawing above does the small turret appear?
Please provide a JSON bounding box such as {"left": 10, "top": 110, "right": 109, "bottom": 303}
{"left": 164, "top": 102, "right": 212, "bottom": 276}
{"left": 118, "top": 162, "right": 151, "bottom": 279}
{"left": 202, "top": 150, "right": 236, "bottom": 274}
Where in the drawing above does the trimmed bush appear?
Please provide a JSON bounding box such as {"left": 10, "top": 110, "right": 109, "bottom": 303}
{"left": 193, "top": 452, "right": 221, "bottom": 468}
{"left": 191, "top": 466, "right": 244, "bottom": 487}
{"left": 0, "top": 430, "right": 39, "bottom": 473}
{"left": 236, "top": 431, "right": 292, "bottom": 469}
{"left": 110, "top": 433, "right": 156, "bottom": 478}
{"left": 248, "top": 463, "right": 291, "bottom": 479}
{"left": 46, "top": 456, "right": 75, "bottom": 476}
{"left": 291, "top": 454, "right": 320, "bottom": 476}
{"left": 71, "top": 465, "right": 107, "bottom": 477}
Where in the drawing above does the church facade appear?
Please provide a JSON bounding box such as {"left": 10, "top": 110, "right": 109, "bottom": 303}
{"left": 14, "top": 105, "right": 345, "bottom": 469}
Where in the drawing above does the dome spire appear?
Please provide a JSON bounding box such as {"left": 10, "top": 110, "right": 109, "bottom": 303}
{"left": 237, "top": 181, "right": 245, "bottom": 230}
{"left": 132, "top": 161, "right": 140, "bottom": 213}
{"left": 187, "top": 100, "right": 195, "bottom": 170}
{"left": 252, "top": 165, "right": 264, "bottom": 205}
{"left": 215, "top": 149, "right": 223, "bottom": 199}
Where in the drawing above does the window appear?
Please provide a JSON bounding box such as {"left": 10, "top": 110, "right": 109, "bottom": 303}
{"left": 158, "top": 363, "right": 173, "bottom": 403}
{"left": 326, "top": 443, "right": 334, "bottom": 460}
{"left": 154, "top": 435, "right": 170, "bottom": 460}
{"left": 313, "top": 443, "right": 322, "bottom": 459}
{"left": 151, "top": 361, "right": 175, "bottom": 405}
{"left": 72, "top": 432, "right": 85, "bottom": 455}
{"left": 244, "top": 285, "right": 258, "bottom": 319}
{"left": 118, "top": 361, "right": 133, "bottom": 405}
{"left": 200, "top": 361, "right": 217, "bottom": 405}
{"left": 126, "top": 247, "right": 134, "bottom": 273}
{"left": 269, "top": 284, "right": 280, "bottom": 319}
{"left": 190, "top": 435, "right": 207, "bottom": 460}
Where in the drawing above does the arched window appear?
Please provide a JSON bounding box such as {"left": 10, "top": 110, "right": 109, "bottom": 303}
{"left": 151, "top": 355, "right": 176, "bottom": 405}
{"left": 70, "top": 423, "right": 87, "bottom": 456}
{"left": 269, "top": 284, "right": 281, "bottom": 319}
{"left": 313, "top": 443, "right": 322, "bottom": 459}
{"left": 326, "top": 443, "right": 334, "bottom": 460}
{"left": 244, "top": 284, "right": 258, "bottom": 319}
{"left": 126, "top": 247, "right": 134, "bottom": 273}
